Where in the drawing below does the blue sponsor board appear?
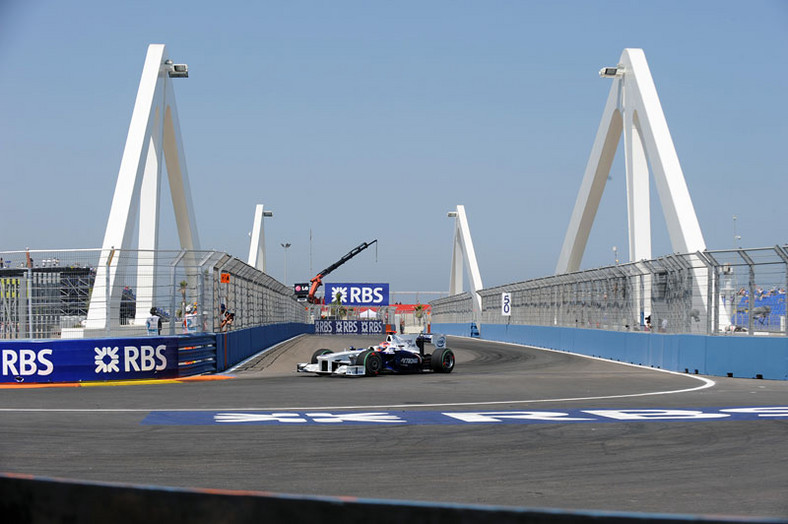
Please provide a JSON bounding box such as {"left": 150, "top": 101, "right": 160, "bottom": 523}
{"left": 0, "top": 337, "right": 179, "bottom": 383}
{"left": 324, "top": 283, "right": 389, "bottom": 306}
{"left": 314, "top": 320, "right": 384, "bottom": 335}
{"left": 142, "top": 406, "right": 788, "bottom": 426}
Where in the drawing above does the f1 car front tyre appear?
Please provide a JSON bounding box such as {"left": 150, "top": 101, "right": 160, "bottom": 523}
{"left": 311, "top": 349, "right": 333, "bottom": 364}
{"left": 357, "top": 350, "right": 383, "bottom": 376}
{"left": 430, "top": 348, "right": 455, "bottom": 373}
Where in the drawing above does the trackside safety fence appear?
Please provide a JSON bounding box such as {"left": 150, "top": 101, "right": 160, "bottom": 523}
{"left": 432, "top": 246, "right": 788, "bottom": 337}
{"left": 0, "top": 248, "right": 312, "bottom": 383}
{"left": 0, "top": 248, "right": 307, "bottom": 340}
{"left": 431, "top": 246, "right": 788, "bottom": 380}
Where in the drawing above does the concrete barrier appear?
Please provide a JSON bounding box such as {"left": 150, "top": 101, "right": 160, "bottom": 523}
{"left": 215, "top": 322, "right": 313, "bottom": 372}
{"left": 2, "top": 473, "right": 772, "bottom": 524}
{"left": 432, "top": 323, "right": 788, "bottom": 380}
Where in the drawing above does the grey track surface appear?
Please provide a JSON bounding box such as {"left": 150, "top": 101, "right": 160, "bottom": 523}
{"left": 1, "top": 335, "right": 787, "bottom": 518}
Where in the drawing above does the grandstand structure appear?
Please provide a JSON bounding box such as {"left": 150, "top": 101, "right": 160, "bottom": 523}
{"left": 0, "top": 263, "right": 95, "bottom": 339}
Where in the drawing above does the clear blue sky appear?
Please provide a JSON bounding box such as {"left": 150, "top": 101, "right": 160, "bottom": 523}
{"left": 1, "top": 1, "right": 786, "bottom": 293}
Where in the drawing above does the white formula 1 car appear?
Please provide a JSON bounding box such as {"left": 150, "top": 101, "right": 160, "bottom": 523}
{"left": 296, "top": 333, "right": 454, "bottom": 377}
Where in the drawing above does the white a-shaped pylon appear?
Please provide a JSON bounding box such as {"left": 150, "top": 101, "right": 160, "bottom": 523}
{"left": 248, "top": 204, "right": 273, "bottom": 272}
{"left": 556, "top": 48, "right": 705, "bottom": 274}
{"left": 86, "top": 44, "right": 199, "bottom": 330}
{"left": 448, "top": 205, "right": 484, "bottom": 314}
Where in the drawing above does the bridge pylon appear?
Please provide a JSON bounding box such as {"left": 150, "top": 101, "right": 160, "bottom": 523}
{"left": 86, "top": 44, "right": 199, "bottom": 331}
{"left": 448, "top": 205, "right": 484, "bottom": 315}
{"left": 556, "top": 48, "right": 706, "bottom": 275}
{"left": 248, "top": 205, "right": 273, "bottom": 272}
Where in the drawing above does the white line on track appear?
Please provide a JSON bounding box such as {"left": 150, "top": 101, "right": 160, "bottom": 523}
{"left": 0, "top": 373, "right": 716, "bottom": 413}
{"left": 0, "top": 338, "right": 719, "bottom": 413}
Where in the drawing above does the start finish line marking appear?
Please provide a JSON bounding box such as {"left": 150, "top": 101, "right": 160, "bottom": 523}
{"left": 141, "top": 407, "right": 788, "bottom": 426}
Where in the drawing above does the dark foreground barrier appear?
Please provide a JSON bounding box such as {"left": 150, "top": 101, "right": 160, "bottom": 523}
{"left": 3, "top": 473, "right": 780, "bottom": 524}
{"left": 432, "top": 323, "right": 788, "bottom": 380}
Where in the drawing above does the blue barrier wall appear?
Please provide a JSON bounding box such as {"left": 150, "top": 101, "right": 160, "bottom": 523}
{"left": 432, "top": 323, "right": 788, "bottom": 380}
{"left": 215, "top": 322, "right": 313, "bottom": 372}
{"left": 0, "top": 322, "right": 313, "bottom": 383}
{"left": 0, "top": 335, "right": 203, "bottom": 383}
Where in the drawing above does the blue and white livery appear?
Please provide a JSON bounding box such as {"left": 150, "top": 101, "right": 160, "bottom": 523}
{"left": 296, "top": 334, "right": 454, "bottom": 377}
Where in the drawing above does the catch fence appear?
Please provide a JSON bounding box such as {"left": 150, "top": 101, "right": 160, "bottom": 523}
{"left": 0, "top": 248, "right": 306, "bottom": 340}
{"left": 431, "top": 246, "right": 788, "bottom": 337}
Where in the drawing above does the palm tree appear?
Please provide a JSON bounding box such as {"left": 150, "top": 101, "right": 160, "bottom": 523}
{"left": 414, "top": 303, "right": 424, "bottom": 326}
{"left": 178, "top": 280, "right": 188, "bottom": 319}
{"left": 330, "top": 291, "right": 347, "bottom": 319}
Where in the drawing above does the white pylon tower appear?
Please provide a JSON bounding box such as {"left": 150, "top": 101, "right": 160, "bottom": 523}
{"left": 248, "top": 204, "right": 273, "bottom": 272}
{"left": 556, "top": 48, "right": 706, "bottom": 274}
{"left": 448, "top": 205, "right": 484, "bottom": 314}
{"left": 86, "top": 44, "right": 200, "bottom": 331}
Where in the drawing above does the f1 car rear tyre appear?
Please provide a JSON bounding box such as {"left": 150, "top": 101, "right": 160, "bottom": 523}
{"left": 430, "top": 348, "right": 455, "bottom": 373}
{"left": 357, "top": 350, "right": 383, "bottom": 376}
{"left": 311, "top": 349, "right": 333, "bottom": 364}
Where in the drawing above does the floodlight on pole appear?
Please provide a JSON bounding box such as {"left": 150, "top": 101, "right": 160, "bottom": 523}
{"left": 164, "top": 59, "right": 189, "bottom": 78}
{"left": 281, "top": 242, "right": 291, "bottom": 285}
{"left": 732, "top": 215, "right": 741, "bottom": 248}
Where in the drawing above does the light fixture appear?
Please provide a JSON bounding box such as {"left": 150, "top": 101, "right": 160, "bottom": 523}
{"left": 164, "top": 59, "right": 189, "bottom": 78}
{"left": 598, "top": 66, "right": 624, "bottom": 78}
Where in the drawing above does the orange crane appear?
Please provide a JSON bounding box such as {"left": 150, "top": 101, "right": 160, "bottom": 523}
{"left": 307, "top": 239, "right": 378, "bottom": 304}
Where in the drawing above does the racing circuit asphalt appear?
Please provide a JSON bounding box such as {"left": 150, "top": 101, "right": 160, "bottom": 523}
{"left": 1, "top": 335, "right": 787, "bottom": 519}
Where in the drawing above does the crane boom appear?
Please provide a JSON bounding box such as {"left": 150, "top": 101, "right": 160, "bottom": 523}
{"left": 308, "top": 239, "right": 377, "bottom": 303}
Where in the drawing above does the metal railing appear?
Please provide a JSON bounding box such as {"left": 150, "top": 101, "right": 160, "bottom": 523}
{"left": 0, "top": 248, "right": 307, "bottom": 340}
{"left": 431, "top": 246, "right": 788, "bottom": 336}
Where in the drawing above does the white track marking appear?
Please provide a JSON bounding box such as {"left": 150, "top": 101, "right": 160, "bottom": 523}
{"left": 0, "top": 339, "right": 717, "bottom": 413}
{"left": 0, "top": 375, "right": 715, "bottom": 413}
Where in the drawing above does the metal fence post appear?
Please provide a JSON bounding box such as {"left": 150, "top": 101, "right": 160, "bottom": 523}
{"left": 169, "top": 251, "right": 187, "bottom": 336}
{"left": 26, "top": 265, "right": 33, "bottom": 340}
{"left": 775, "top": 245, "right": 788, "bottom": 336}
{"left": 737, "top": 250, "right": 756, "bottom": 335}
{"left": 696, "top": 251, "right": 717, "bottom": 335}
{"left": 105, "top": 247, "right": 115, "bottom": 338}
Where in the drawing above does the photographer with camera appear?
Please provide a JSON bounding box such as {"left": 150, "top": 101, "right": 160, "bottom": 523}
{"left": 219, "top": 303, "right": 235, "bottom": 332}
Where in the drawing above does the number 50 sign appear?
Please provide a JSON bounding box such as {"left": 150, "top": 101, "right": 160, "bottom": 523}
{"left": 501, "top": 292, "right": 511, "bottom": 316}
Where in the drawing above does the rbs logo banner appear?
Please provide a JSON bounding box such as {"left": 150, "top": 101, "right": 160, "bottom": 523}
{"left": 314, "top": 320, "right": 384, "bottom": 335}
{"left": 1, "top": 337, "right": 179, "bottom": 383}
{"left": 324, "top": 283, "right": 389, "bottom": 306}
